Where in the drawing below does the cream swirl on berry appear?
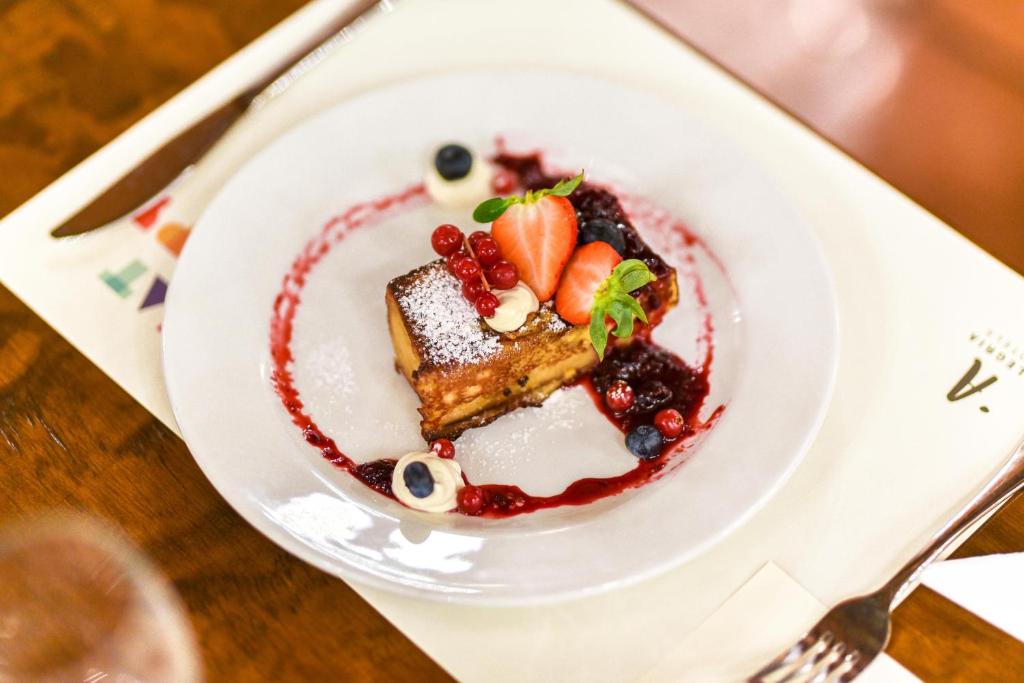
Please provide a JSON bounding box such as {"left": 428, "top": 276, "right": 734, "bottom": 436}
{"left": 391, "top": 451, "right": 463, "bottom": 513}
{"left": 483, "top": 282, "right": 539, "bottom": 333}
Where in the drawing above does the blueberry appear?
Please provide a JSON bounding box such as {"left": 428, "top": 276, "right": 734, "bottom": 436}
{"left": 434, "top": 144, "right": 473, "bottom": 181}
{"left": 626, "top": 425, "right": 664, "bottom": 460}
{"left": 578, "top": 217, "right": 626, "bottom": 255}
{"left": 403, "top": 461, "right": 435, "bottom": 498}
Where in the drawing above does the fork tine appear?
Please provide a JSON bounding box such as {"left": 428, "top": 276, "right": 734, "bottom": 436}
{"left": 747, "top": 634, "right": 817, "bottom": 681}
{"left": 807, "top": 644, "right": 847, "bottom": 683}
{"left": 837, "top": 650, "right": 869, "bottom": 683}
{"left": 777, "top": 633, "right": 833, "bottom": 682}
{"left": 822, "top": 652, "right": 856, "bottom": 683}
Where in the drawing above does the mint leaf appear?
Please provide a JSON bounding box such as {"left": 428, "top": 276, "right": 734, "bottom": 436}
{"left": 584, "top": 260, "right": 655, "bottom": 357}
{"left": 614, "top": 259, "right": 656, "bottom": 292}
{"left": 590, "top": 304, "right": 609, "bottom": 360}
{"left": 473, "top": 197, "right": 516, "bottom": 223}
{"left": 621, "top": 294, "right": 648, "bottom": 324}
{"left": 546, "top": 171, "right": 584, "bottom": 198}
{"left": 607, "top": 299, "right": 635, "bottom": 338}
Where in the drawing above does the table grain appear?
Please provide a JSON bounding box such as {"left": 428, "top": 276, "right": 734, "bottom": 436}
{"left": 1, "top": 0, "right": 1023, "bottom": 680}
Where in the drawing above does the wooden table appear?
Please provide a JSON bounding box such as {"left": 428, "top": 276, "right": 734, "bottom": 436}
{"left": 1, "top": 1, "right": 1022, "bottom": 680}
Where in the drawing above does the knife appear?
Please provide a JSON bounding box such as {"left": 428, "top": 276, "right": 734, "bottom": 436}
{"left": 51, "top": 0, "right": 383, "bottom": 238}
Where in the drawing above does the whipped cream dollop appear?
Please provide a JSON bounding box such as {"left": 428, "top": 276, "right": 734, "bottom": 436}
{"left": 391, "top": 451, "right": 463, "bottom": 513}
{"left": 424, "top": 158, "right": 493, "bottom": 208}
{"left": 484, "top": 282, "right": 540, "bottom": 333}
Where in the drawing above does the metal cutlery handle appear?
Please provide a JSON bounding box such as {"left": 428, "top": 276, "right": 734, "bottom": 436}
{"left": 881, "top": 434, "right": 1024, "bottom": 606}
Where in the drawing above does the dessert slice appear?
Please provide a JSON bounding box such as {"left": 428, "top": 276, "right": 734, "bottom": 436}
{"left": 386, "top": 167, "right": 678, "bottom": 441}
{"left": 388, "top": 263, "right": 597, "bottom": 440}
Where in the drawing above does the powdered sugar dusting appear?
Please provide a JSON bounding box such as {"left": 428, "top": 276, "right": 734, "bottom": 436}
{"left": 544, "top": 305, "right": 569, "bottom": 332}
{"left": 394, "top": 261, "right": 501, "bottom": 366}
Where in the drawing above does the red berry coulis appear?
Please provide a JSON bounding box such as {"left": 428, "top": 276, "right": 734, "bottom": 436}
{"left": 269, "top": 146, "right": 724, "bottom": 518}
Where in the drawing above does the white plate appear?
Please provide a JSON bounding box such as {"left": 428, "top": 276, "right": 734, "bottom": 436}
{"left": 163, "top": 71, "right": 838, "bottom": 605}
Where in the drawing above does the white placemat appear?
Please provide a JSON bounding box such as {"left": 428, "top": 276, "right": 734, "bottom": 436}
{"left": 2, "top": 0, "right": 1024, "bottom": 680}
{"left": 661, "top": 563, "right": 918, "bottom": 682}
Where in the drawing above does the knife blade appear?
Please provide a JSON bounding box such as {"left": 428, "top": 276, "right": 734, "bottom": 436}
{"left": 51, "top": 0, "right": 382, "bottom": 238}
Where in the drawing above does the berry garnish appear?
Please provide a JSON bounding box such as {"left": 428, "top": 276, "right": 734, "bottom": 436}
{"left": 635, "top": 380, "right": 673, "bottom": 412}
{"left": 492, "top": 169, "right": 517, "bottom": 194}
{"left": 626, "top": 425, "right": 663, "bottom": 460}
{"left": 403, "top": 461, "right": 435, "bottom": 498}
{"left": 484, "top": 190, "right": 580, "bottom": 302}
{"left": 461, "top": 279, "right": 484, "bottom": 303}
{"left": 446, "top": 250, "right": 466, "bottom": 274}
{"left": 434, "top": 144, "right": 473, "bottom": 181}
{"left": 473, "top": 236, "right": 501, "bottom": 266}
{"left": 468, "top": 230, "right": 490, "bottom": 248}
{"left": 605, "top": 380, "right": 635, "bottom": 413}
{"left": 475, "top": 291, "right": 500, "bottom": 317}
{"left": 451, "top": 254, "right": 481, "bottom": 282}
{"left": 578, "top": 217, "right": 626, "bottom": 256}
{"left": 654, "top": 408, "right": 685, "bottom": 439}
{"left": 486, "top": 259, "right": 519, "bottom": 290}
{"left": 474, "top": 171, "right": 584, "bottom": 222}
{"left": 555, "top": 242, "right": 622, "bottom": 325}
{"left": 474, "top": 172, "right": 583, "bottom": 301}
{"left": 430, "top": 438, "right": 456, "bottom": 459}
{"left": 555, "top": 247, "right": 656, "bottom": 359}
{"left": 431, "top": 224, "right": 463, "bottom": 256}
{"left": 457, "top": 486, "right": 485, "bottom": 515}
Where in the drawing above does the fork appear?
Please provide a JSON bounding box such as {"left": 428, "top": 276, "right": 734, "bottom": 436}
{"left": 748, "top": 433, "right": 1024, "bottom": 682}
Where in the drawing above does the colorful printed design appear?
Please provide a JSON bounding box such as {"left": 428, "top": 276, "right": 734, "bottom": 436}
{"left": 100, "top": 260, "right": 148, "bottom": 298}
{"left": 133, "top": 197, "right": 170, "bottom": 230}
{"left": 157, "top": 223, "right": 191, "bottom": 256}
{"left": 99, "top": 194, "right": 189, "bottom": 304}
{"left": 139, "top": 276, "right": 168, "bottom": 310}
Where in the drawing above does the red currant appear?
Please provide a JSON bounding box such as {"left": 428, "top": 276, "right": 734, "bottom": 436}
{"left": 457, "top": 486, "right": 485, "bottom": 515}
{"left": 461, "top": 279, "right": 484, "bottom": 303}
{"left": 605, "top": 380, "right": 635, "bottom": 413}
{"left": 430, "top": 438, "right": 456, "bottom": 459}
{"left": 654, "top": 408, "right": 685, "bottom": 439}
{"left": 431, "top": 224, "right": 463, "bottom": 256}
{"left": 492, "top": 170, "right": 517, "bottom": 194}
{"left": 468, "top": 230, "right": 490, "bottom": 249}
{"left": 475, "top": 291, "right": 500, "bottom": 317}
{"left": 452, "top": 255, "right": 481, "bottom": 282}
{"left": 474, "top": 237, "right": 501, "bottom": 266}
{"left": 446, "top": 250, "right": 466, "bottom": 274}
{"left": 487, "top": 259, "right": 519, "bottom": 290}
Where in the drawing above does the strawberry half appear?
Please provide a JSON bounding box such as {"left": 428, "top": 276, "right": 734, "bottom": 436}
{"left": 555, "top": 242, "right": 622, "bottom": 325}
{"left": 491, "top": 196, "right": 577, "bottom": 301}
{"left": 556, "top": 244, "right": 657, "bottom": 359}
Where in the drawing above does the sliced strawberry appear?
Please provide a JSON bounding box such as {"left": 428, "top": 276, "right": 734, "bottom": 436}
{"left": 555, "top": 241, "right": 623, "bottom": 325}
{"left": 491, "top": 195, "right": 577, "bottom": 301}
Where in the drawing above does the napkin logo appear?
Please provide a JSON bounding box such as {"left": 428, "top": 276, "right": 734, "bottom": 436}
{"left": 949, "top": 329, "right": 1024, "bottom": 412}
{"left": 948, "top": 359, "right": 996, "bottom": 412}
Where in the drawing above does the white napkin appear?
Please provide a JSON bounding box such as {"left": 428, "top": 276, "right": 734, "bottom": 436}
{"left": 641, "top": 562, "right": 919, "bottom": 682}
{"left": 924, "top": 553, "right": 1024, "bottom": 644}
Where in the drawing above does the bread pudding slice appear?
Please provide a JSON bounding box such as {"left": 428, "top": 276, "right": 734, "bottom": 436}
{"left": 387, "top": 259, "right": 677, "bottom": 441}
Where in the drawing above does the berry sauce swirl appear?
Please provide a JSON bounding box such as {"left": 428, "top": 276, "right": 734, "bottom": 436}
{"left": 269, "top": 149, "right": 723, "bottom": 518}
